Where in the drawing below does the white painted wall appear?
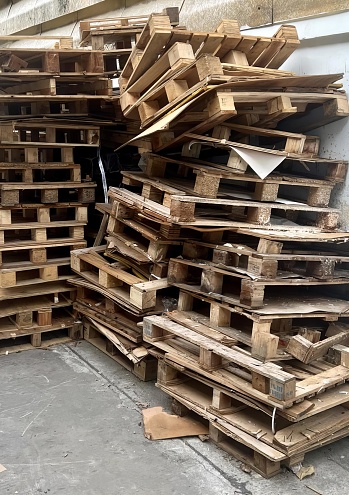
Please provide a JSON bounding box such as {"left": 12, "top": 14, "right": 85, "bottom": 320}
{"left": 243, "top": 12, "right": 349, "bottom": 228}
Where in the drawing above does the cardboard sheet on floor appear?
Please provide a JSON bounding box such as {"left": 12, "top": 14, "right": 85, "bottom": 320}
{"left": 0, "top": 464, "right": 6, "bottom": 473}
{"left": 142, "top": 406, "right": 208, "bottom": 440}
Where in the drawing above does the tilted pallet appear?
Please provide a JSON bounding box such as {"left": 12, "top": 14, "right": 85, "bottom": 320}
{"left": 146, "top": 76, "right": 348, "bottom": 150}
{"left": 119, "top": 16, "right": 299, "bottom": 93}
{"left": 108, "top": 186, "right": 340, "bottom": 230}
{"left": 70, "top": 246, "right": 169, "bottom": 312}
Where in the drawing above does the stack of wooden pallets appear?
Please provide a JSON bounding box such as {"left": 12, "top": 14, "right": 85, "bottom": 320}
{"left": 0, "top": 35, "right": 111, "bottom": 353}
{"left": 86, "top": 11, "right": 349, "bottom": 476}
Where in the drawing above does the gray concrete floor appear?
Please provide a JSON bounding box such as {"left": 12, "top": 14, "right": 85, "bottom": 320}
{"left": 1, "top": 341, "right": 348, "bottom": 495}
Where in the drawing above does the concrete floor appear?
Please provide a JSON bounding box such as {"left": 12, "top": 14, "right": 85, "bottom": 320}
{"left": 1, "top": 341, "right": 348, "bottom": 495}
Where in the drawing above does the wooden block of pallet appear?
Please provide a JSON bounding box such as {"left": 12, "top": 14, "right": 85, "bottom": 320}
{"left": 83, "top": 318, "right": 157, "bottom": 381}
{"left": 70, "top": 246, "right": 169, "bottom": 311}
{"left": 0, "top": 182, "right": 95, "bottom": 206}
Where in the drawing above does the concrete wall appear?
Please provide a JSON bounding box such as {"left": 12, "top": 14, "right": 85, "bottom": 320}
{"left": 1, "top": 0, "right": 349, "bottom": 38}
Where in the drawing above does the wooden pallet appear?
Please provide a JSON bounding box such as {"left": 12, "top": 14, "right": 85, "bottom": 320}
{"left": 120, "top": 50, "right": 297, "bottom": 120}
{"left": 0, "top": 161, "right": 82, "bottom": 182}
{"left": 0, "top": 220, "right": 85, "bottom": 244}
{"left": 0, "top": 238, "right": 86, "bottom": 265}
{"left": 0, "top": 279, "right": 77, "bottom": 302}
{"left": 105, "top": 225, "right": 182, "bottom": 265}
{"left": 122, "top": 165, "right": 337, "bottom": 209}
{"left": 0, "top": 122, "right": 100, "bottom": 146}
{"left": 155, "top": 361, "right": 349, "bottom": 477}
{"left": 169, "top": 289, "right": 349, "bottom": 361}
{"left": 0, "top": 47, "right": 132, "bottom": 75}
{"left": 83, "top": 318, "right": 157, "bottom": 381}
{"left": 104, "top": 195, "right": 183, "bottom": 264}
{"left": 182, "top": 238, "right": 349, "bottom": 280}
{"left": 168, "top": 257, "right": 349, "bottom": 309}
{"left": 0, "top": 289, "right": 73, "bottom": 322}
{"left": 151, "top": 78, "right": 349, "bottom": 151}
{"left": 119, "top": 17, "right": 299, "bottom": 93}
{"left": 0, "top": 98, "right": 109, "bottom": 119}
{"left": 69, "top": 276, "right": 168, "bottom": 317}
{"left": 70, "top": 246, "right": 169, "bottom": 312}
{"left": 0, "top": 257, "right": 72, "bottom": 288}
{"left": 109, "top": 186, "right": 340, "bottom": 230}
{"left": 153, "top": 353, "right": 349, "bottom": 423}
{"left": 0, "top": 76, "right": 113, "bottom": 97}
{"left": 79, "top": 8, "right": 180, "bottom": 49}
{"left": 143, "top": 314, "right": 349, "bottom": 409}
{"left": 0, "top": 204, "right": 88, "bottom": 224}
{"left": 0, "top": 315, "right": 82, "bottom": 355}
{"left": 0, "top": 182, "right": 95, "bottom": 206}
{"left": 143, "top": 146, "right": 346, "bottom": 190}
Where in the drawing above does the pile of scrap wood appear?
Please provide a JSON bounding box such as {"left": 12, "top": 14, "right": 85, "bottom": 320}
{"left": 70, "top": 11, "right": 349, "bottom": 477}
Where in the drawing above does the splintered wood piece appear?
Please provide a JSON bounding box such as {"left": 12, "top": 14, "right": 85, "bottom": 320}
{"left": 287, "top": 330, "right": 349, "bottom": 364}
